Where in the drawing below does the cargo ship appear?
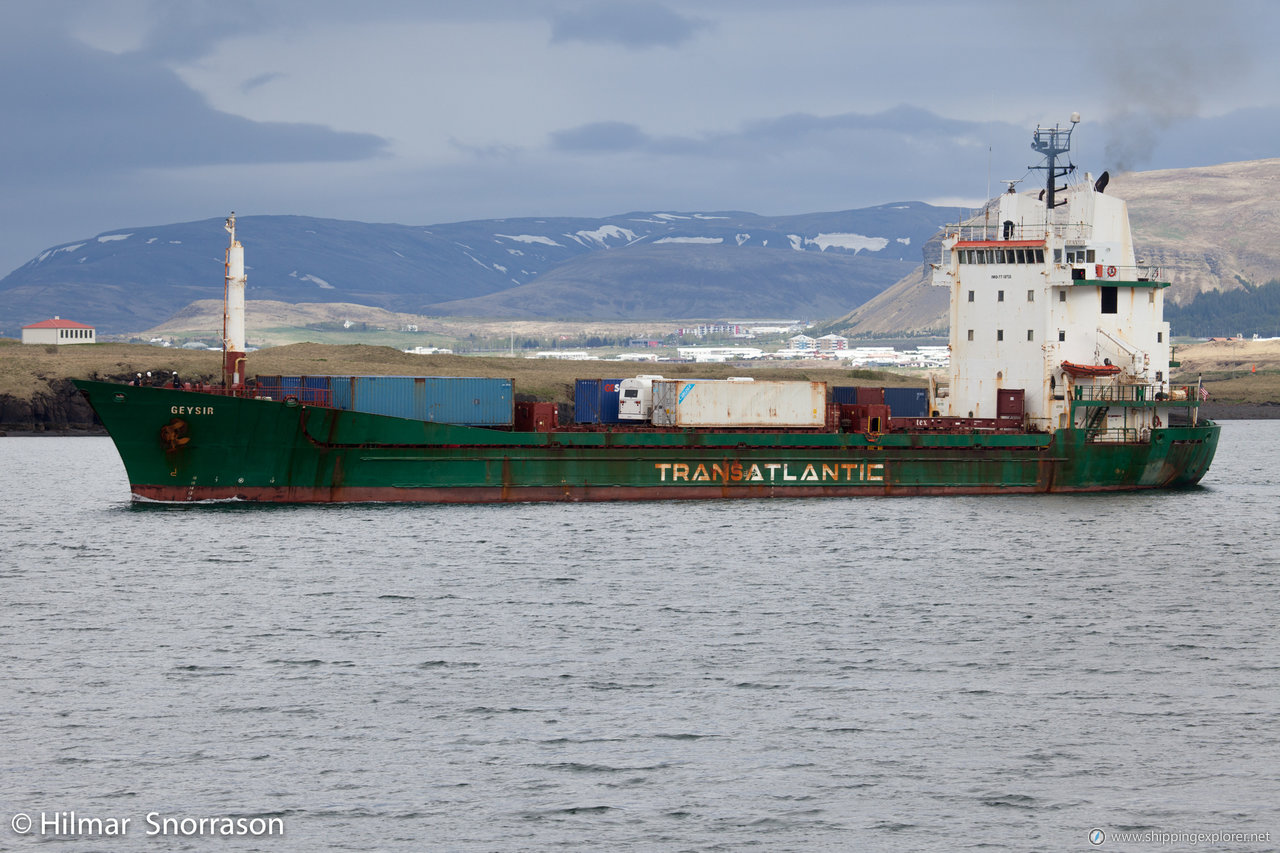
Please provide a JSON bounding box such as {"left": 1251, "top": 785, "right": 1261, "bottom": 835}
{"left": 76, "top": 117, "right": 1219, "bottom": 502}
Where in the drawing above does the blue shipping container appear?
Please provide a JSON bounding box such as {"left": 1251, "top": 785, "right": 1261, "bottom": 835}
{"left": 252, "top": 375, "right": 331, "bottom": 405}
{"left": 328, "top": 375, "right": 513, "bottom": 425}
{"left": 884, "top": 387, "right": 929, "bottom": 418}
{"left": 831, "top": 386, "right": 858, "bottom": 406}
{"left": 573, "top": 379, "right": 624, "bottom": 424}
{"left": 299, "top": 375, "right": 331, "bottom": 405}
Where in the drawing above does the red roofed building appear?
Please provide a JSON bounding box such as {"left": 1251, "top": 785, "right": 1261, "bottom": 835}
{"left": 22, "top": 316, "right": 97, "bottom": 345}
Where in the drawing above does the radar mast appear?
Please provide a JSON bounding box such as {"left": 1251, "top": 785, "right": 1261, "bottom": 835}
{"left": 1030, "top": 112, "right": 1080, "bottom": 211}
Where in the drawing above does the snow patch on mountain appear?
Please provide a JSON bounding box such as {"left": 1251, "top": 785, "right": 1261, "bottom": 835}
{"left": 290, "top": 271, "right": 335, "bottom": 289}
{"left": 495, "top": 233, "right": 563, "bottom": 247}
{"left": 806, "top": 233, "right": 890, "bottom": 253}
{"left": 567, "top": 225, "right": 639, "bottom": 248}
{"left": 654, "top": 236, "right": 724, "bottom": 245}
{"left": 97, "top": 233, "right": 132, "bottom": 243}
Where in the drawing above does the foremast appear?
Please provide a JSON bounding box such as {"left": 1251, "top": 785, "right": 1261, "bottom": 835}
{"left": 222, "top": 212, "right": 247, "bottom": 388}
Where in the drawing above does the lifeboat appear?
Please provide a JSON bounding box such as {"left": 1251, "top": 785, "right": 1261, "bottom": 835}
{"left": 1061, "top": 360, "right": 1122, "bottom": 378}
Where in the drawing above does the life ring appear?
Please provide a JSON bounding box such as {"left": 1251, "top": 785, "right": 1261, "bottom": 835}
{"left": 1106, "top": 265, "right": 1118, "bottom": 278}
{"left": 1153, "top": 414, "right": 1162, "bottom": 428}
{"left": 283, "top": 394, "right": 299, "bottom": 406}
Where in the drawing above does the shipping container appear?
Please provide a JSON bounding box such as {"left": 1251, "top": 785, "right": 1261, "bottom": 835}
{"left": 573, "top": 378, "right": 624, "bottom": 424}
{"left": 253, "top": 375, "right": 282, "bottom": 398}
{"left": 650, "top": 379, "right": 826, "bottom": 428}
{"left": 515, "top": 401, "right": 558, "bottom": 432}
{"left": 856, "top": 387, "right": 885, "bottom": 405}
{"left": 884, "top": 387, "right": 929, "bottom": 418}
{"left": 831, "top": 386, "right": 858, "bottom": 406}
{"left": 617, "top": 375, "right": 666, "bottom": 420}
{"left": 327, "top": 375, "right": 513, "bottom": 425}
{"left": 251, "top": 375, "right": 330, "bottom": 405}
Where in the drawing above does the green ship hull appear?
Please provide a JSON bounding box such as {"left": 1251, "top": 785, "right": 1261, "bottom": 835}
{"left": 75, "top": 380, "right": 1219, "bottom": 503}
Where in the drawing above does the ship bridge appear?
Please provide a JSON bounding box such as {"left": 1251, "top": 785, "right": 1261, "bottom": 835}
{"left": 930, "top": 115, "right": 1183, "bottom": 441}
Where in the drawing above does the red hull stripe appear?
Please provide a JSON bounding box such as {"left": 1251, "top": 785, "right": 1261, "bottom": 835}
{"left": 129, "top": 481, "right": 1151, "bottom": 504}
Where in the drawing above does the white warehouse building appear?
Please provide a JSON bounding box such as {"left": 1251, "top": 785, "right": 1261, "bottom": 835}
{"left": 22, "top": 316, "right": 97, "bottom": 345}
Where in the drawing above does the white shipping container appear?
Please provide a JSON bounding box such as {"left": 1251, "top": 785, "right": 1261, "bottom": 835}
{"left": 650, "top": 379, "right": 827, "bottom": 427}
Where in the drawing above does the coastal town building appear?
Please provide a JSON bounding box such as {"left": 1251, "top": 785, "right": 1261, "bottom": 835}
{"left": 788, "top": 334, "right": 816, "bottom": 351}
{"left": 816, "top": 333, "right": 849, "bottom": 352}
{"left": 22, "top": 316, "right": 96, "bottom": 345}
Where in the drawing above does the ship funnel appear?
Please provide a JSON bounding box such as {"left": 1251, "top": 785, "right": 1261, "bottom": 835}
{"left": 222, "top": 212, "right": 247, "bottom": 387}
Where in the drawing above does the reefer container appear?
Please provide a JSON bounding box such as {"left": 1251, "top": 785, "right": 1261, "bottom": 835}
{"left": 328, "top": 376, "right": 513, "bottom": 425}
{"left": 618, "top": 375, "right": 666, "bottom": 420}
{"left": 650, "top": 379, "right": 826, "bottom": 428}
{"left": 573, "top": 379, "right": 624, "bottom": 424}
{"left": 884, "top": 387, "right": 928, "bottom": 418}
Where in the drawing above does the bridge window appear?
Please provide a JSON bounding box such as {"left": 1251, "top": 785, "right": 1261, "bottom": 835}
{"left": 1027, "top": 330, "right": 1035, "bottom": 341}
{"left": 968, "top": 290, "right": 974, "bottom": 302}
{"left": 997, "top": 329, "right": 1004, "bottom": 341}
{"left": 998, "top": 290, "right": 1005, "bottom": 302}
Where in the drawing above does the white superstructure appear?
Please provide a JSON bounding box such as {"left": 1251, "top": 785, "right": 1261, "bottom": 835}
{"left": 931, "top": 116, "right": 1174, "bottom": 437}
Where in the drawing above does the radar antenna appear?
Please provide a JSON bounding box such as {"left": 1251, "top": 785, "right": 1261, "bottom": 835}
{"left": 1029, "top": 113, "right": 1079, "bottom": 210}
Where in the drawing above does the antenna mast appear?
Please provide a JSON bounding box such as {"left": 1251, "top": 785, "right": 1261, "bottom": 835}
{"left": 1030, "top": 112, "right": 1080, "bottom": 211}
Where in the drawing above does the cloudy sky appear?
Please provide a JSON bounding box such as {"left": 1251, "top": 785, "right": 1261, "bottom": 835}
{"left": 2, "top": 0, "right": 1278, "bottom": 276}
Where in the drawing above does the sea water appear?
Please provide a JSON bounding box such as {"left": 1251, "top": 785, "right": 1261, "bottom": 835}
{"left": 1, "top": 423, "right": 1277, "bottom": 852}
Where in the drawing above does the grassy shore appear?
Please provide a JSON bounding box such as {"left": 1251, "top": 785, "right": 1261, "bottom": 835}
{"left": 0, "top": 339, "right": 913, "bottom": 411}
{"left": 2, "top": 337, "right": 1276, "bottom": 425}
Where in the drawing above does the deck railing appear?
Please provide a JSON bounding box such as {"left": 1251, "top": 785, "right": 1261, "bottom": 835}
{"left": 1072, "top": 385, "right": 1198, "bottom": 404}
{"left": 1084, "top": 426, "right": 1141, "bottom": 443}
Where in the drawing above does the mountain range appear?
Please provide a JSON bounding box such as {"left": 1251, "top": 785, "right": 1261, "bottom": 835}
{"left": 4, "top": 157, "right": 1278, "bottom": 338}
{"left": 0, "top": 204, "right": 959, "bottom": 335}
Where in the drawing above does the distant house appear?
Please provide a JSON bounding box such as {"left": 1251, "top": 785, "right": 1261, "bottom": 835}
{"left": 816, "top": 333, "right": 848, "bottom": 352}
{"left": 788, "top": 334, "right": 816, "bottom": 351}
{"left": 22, "top": 316, "right": 96, "bottom": 345}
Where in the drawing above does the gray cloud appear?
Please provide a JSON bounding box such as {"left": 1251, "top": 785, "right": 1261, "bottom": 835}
{"left": 550, "top": 1, "right": 710, "bottom": 48}
{"left": 241, "top": 71, "right": 287, "bottom": 94}
{"left": 549, "top": 106, "right": 1021, "bottom": 166}
{"left": 0, "top": 24, "right": 387, "bottom": 189}
{"left": 551, "top": 121, "right": 652, "bottom": 152}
